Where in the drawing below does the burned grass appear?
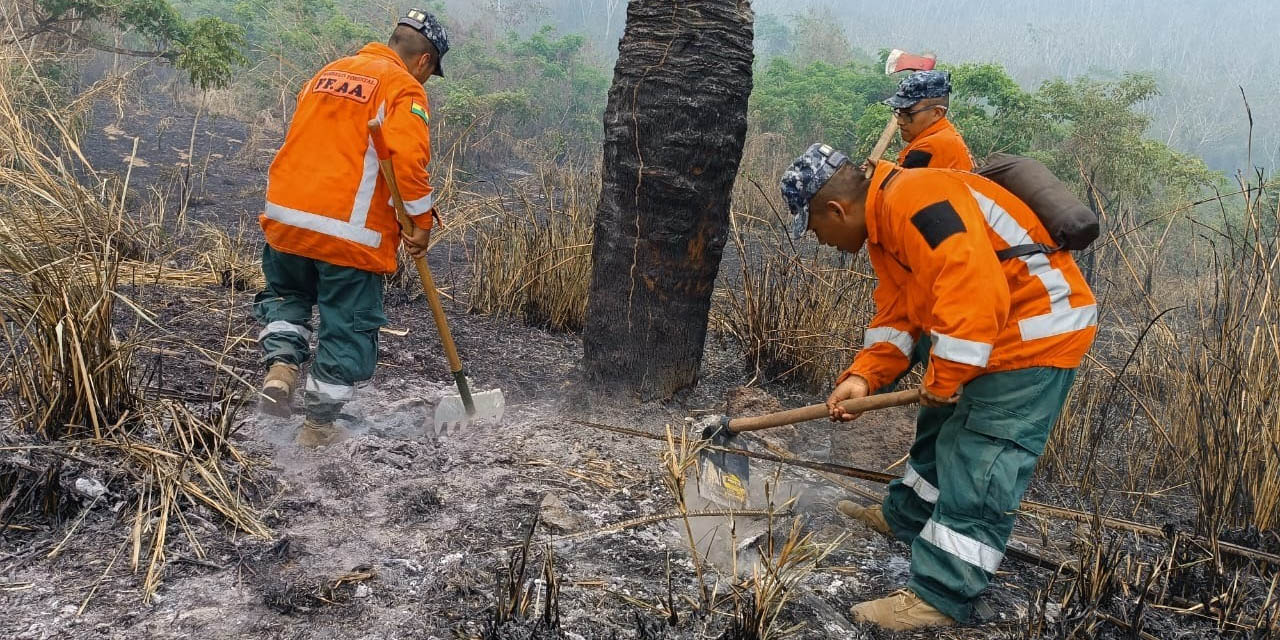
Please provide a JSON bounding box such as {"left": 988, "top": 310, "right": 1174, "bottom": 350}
{"left": 3, "top": 17, "right": 1280, "bottom": 640}
{"left": 260, "top": 565, "right": 377, "bottom": 616}
{"left": 454, "top": 136, "right": 1280, "bottom": 636}
{"left": 387, "top": 484, "right": 444, "bottom": 524}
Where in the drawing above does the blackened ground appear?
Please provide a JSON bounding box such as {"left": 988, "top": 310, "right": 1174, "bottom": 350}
{"left": 0, "top": 75, "right": 1248, "bottom": 640}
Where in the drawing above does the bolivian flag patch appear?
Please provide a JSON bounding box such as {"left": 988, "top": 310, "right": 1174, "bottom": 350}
{"left": 410, "top": 102, "right": 429, "bottom": 126}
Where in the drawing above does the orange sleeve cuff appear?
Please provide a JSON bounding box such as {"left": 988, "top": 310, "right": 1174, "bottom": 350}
{"left": 844, "top": 341, "right": 915, "bottom": 392}
{"left": 836, "top": 367, "right": 865, "bottom": 388}
{"left": 922, "top": 357, "right": 983, "bottom": 398}
{"left": 838, "top": 362, "right": 890, "bottom": 394}
{"left": 408, "top": 208, "right": 437, "bottom": 228}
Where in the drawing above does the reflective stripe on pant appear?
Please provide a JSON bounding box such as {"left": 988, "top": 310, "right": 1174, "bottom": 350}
{"left": 254, "top": 245, "right": 387, "bottom": 422}
{"left": 880, "top": 366, "right": 1076, "bottom": 622}
{"left": 874, "top": 335, "right": 945, "bottom": 543}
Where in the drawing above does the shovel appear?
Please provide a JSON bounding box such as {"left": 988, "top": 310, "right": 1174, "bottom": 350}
{"left": 368, "top": 119, "right": 505, "bottom": 435}
{"left": 697, "top": 389, "right": 919, "bottom": 507}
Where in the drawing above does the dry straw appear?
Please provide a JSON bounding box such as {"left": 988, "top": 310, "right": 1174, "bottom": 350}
{"left": 717, "top": 208, "right": 877, "bottom": 393}
{"left": 0, "top": 38, "right": 269, "bottom": 603}
{"left": 716, "top": 142, "right": 879, "bottom": 392}
{"left": 469, "top": 161, "right": 596, "bottom": 332}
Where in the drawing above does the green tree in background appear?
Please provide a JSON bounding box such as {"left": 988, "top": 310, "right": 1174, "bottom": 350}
{"left": 1034, "top": 74, "right": 1215, "bottom": 216}
{"left": 753, "top": 13, "right": 792, "bottom": 60}
{"left": 7, "top": 0, "right": 246, "bottom": 89}
{"left": 175, "top": 18, "right": 246, "bottom": 89}
{"left": 748, "top": 43, "right": 1215, "bottom": 218}
{"left": 168, "top": 0, "right": 375, "bottom": 102}
{"left": 169, "top": 2, "right": 609, "bottom": 162}
{"left": 223, "top": 0, "right": 376, "bottom": 70}
{"left": 749, "top": 58, "right": 897, "bottom": 153}
{"left": 945, "top": 62, "right": 1043, "bottom": 158}
{"left": 435, "top": 24, "right": 609, "bottom": 160}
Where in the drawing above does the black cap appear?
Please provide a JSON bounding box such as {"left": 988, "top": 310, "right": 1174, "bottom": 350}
{"left": 398, "top": 9, "right": 450, "bottom": 77}
{"left": 884, "top": 70, "right": 952, "bottom": 109}
{"left": 780, "top": 143, "right": 851, "bottom": 239}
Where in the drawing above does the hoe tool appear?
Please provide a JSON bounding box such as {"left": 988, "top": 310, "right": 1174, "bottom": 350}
{"left": 865, "top": 49, "right": 937, "bottom": 177}
{"left": 697, "top": 389, "right": 919, "bottom": 507}
{"left": 369, "top": 119, "right": 504, "bottom": 435}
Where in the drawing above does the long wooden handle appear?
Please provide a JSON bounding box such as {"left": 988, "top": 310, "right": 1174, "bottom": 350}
{"left": 368, "top": 120, "right": 474, "bottom": 412}
{"left": 409, "top": 251, "right": 463, "bottom": 372}
{"left": 727, "top": 389, "right": 918, "bottom": 434}
{"left": 864, "top": 118, "right": 900, "bottom": 177}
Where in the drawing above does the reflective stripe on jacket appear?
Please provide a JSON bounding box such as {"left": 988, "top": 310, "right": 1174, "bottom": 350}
{"left": 260, "top": 42, "right": 434, "bottom": 274}
{"left": 842, "top": 163, "right": 1097, "bottom": 397}
{"left": 897, "top": 117, "right": 974, "bottom": 170}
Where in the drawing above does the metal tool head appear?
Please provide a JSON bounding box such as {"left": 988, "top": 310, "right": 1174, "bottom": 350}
{"left": 695, "top": 415, "right": 751, "bottom": 508}
{"left": 431, "top": 388, "right": 504, "bottom": 436}
{"left": 884, "top": 49, "right": 937, "bottom": 75}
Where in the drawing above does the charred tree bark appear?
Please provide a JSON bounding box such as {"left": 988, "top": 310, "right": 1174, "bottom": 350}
{"left": 583, "top": 0, "right": 754, "bottom": 399}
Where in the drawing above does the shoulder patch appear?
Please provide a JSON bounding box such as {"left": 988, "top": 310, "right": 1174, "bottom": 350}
{"left": 902, "top": 149, "right": 934, "bottom": 168}
{"left": 410, "top": 102, "right": 429, "bottom": 126}
{"left": 312, "top": 70, "right": 378, "bottom": 103}
{"left": 911, "top": 201, "right": 966, "bottom": 249}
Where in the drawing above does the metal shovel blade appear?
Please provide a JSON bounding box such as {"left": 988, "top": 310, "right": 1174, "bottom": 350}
{"left": 695, "top": 417, "right": 751, "bottom": 508}
{"left": 431, "top": 388, "right": 505, "bottom": 436}
{"left": 698, "top": 450, "right": 750, "bottom": 508}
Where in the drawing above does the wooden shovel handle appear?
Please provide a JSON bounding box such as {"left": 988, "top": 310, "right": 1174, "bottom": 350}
{"left": 726, "top": 389, "right": 919, "bottom": 434}
{"left": 368, "top": 120, "right": 470, "bottom": 404}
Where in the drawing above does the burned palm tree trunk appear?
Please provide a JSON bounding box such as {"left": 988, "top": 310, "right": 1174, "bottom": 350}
{"left": 583, "top": 0, "right": 754, "bottom": 398}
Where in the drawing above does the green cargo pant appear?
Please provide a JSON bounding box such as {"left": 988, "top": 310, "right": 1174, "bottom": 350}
{"left": 878, "top": 365, "right": 1076, "bottom": 622}
{"left": 253, "top": 246, "right": 387, "bottom": 422}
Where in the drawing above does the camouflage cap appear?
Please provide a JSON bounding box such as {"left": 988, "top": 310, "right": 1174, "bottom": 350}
{"left": 399, "top": 8, "right": 450, "bottom": 77}
{"left": 780, "top": 143, "right": 850, "bottom": 240}
{"left": 883, "top": 70, "right": 951, "bottom": 109}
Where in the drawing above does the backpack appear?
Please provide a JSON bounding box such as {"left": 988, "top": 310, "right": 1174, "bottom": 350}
{"left": 975, "top": 153, "right": 1100, "bottom": 260}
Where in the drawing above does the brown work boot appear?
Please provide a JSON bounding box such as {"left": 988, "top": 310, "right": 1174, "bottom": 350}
{"left": 260, "top": 363, "right": 299, "bottom": 417}
{"left": 850, "top": 589, "right": 956, "bottom": 631}
{"left": 837, "top": 500, "right": 894, "bottom": 538}
{"left": 296, "top": 419, "right": 341, "bottom": 449}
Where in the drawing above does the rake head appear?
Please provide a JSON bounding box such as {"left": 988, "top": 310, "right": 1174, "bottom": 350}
{"left": 431, "top": 388, "right": 505, "bottom": 436}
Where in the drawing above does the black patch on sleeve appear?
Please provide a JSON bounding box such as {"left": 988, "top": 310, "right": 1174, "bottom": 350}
{"left": 902, "top": 149, "right": 934, "bottom": 168}
{"left": 911, "top": 201, "right": 966, "bottom": 249}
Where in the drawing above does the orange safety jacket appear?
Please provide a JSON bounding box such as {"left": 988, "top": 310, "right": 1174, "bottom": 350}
{"left": 896, "top": 117, "right": 974, "bottom": 170}
{"left": 260, "top": 42, "right": 435, "bottom": 274}
{"left": 840, "top": 163, "right": 1097, "bottom": 397}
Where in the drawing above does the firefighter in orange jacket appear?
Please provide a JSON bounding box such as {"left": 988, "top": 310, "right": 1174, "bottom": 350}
{"left": 829, "top": 70, "right": 977, "bottom": 473}
{"left": 255, "top": 9, "right": 449, "bottom": 448}
{"left": 781, "top": 144, "right": 1096, "bottom": 630}
{"left": 886, "top": 70, "right": 974, "bottom": 170}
